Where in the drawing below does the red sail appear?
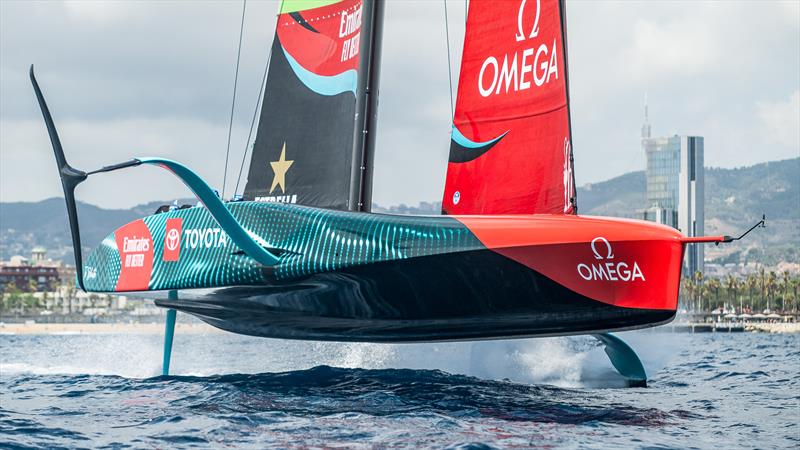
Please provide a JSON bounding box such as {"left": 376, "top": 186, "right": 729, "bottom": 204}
{"left": 442, "top": 0, "right": 575, "bottom": 215}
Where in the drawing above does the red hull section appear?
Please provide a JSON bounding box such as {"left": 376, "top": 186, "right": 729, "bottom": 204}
{"left": 455, "top": 215, "right": 686, "bottom": 311}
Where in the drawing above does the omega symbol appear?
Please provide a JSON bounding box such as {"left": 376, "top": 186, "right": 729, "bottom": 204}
{"left": 516, "top": 0, "right": 541, "bottom": 42}
{"left": 590, "top": 237, "right": 614, "bottom": 260}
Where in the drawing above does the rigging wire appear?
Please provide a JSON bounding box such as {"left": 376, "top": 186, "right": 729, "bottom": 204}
{"left": 443, "top": 0, "right": 455, "bottom": 123}
{"left": 221, "top": 0, "right": 247, "bottom": 200}
{"left": 234, "top": 46, "right": 272, "bottom": 196}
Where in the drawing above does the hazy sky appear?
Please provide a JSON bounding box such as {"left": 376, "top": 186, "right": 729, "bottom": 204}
{"left": 1, "top": 0, "right": 798, "bottom": 209}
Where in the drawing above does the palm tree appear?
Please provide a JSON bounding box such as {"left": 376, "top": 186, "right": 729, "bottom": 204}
{"left": 726, "top": 275, "right": 741, "bottom": 313}
{"left": 745, "top": 274, "right": 757, "bottom": 313}
{"left": 781, "top": 271, "right": 791, "bottom": 313}
{"left": 681, "top": 277, "right": 695, "bottom": 311}
{"left": 22, "top": 294, "right": 40, "bottom": 314}
{"left": 5, "top": 286, "right": 23, "bottom": 316}
{"left": 694, "top": 271, "right": 704, "bottom": 312}
{"left": 766, "top": 271, "right": 778, "bottom": 313}
{"left": 706, "top": 278, "right": 721, "bottom": 311}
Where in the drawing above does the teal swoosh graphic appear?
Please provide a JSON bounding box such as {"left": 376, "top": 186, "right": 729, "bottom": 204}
{"left": 137, "top": 157, "right": 281, "bottom": 267}
{"left": 451, "top": 126, "right": 508, "bottom": 149}
{"left": 282, "top": 46, "right": 358, "bottom": 96}
{"left": 449, "top": 126, "right": 509, "bottom": 163}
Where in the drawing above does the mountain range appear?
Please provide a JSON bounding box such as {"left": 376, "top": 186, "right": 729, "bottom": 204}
{"left": 1, "top": 158, "right": 797, "bottom": 267}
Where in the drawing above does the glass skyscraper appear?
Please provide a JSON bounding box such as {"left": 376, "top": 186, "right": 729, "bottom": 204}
{"left": 641, "top": 104, "right": 705, "bottom": 275}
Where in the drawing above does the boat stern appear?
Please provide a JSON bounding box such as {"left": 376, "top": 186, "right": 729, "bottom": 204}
{"left": 455, "top": 214, "right": 690, "bottom": 314}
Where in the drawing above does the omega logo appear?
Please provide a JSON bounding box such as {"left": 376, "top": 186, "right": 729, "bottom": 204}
{"left": 477, "top": 0, "right": 558, "bottom": 98}
{"left": 577, "top": 237, "right": 645, "bottom": 282}
{"left": 516, "top": 0, "right": 541, "bottom": 42}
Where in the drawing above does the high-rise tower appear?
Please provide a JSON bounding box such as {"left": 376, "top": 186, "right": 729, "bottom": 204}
{"left": 640, "top": 99, "right": 705, "bottom": 275}
{"left": 641, "top": 93, "right": 651, "bottom": 140}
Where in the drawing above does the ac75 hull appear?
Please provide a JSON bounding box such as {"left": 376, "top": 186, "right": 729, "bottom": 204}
{"left": 83, "top": 202, "right": 686, "bottom": 342}
{"left": 152, "top": 250, "right": 675, "bottom": 342}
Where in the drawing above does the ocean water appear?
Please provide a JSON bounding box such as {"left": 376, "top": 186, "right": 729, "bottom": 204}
{"left": 1, "top": 328, "right": 797, "bottom": 449}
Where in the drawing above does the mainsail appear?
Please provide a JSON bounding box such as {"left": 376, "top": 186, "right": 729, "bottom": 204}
{"left": 244, "top": 0, "right": 383, "bottom": 211}
{"left": 442, "top": 0, "right": 576, "bottom": 215}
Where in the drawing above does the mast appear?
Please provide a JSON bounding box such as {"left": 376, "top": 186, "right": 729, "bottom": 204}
{"left": 349, "top": 0, "right": 385, "bottom": 212}
{"left": 559, "top": 0, "right": 577, "bottom": 214}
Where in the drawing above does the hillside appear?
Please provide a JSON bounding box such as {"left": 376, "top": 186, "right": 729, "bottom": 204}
{"left": 577, "top": 171, "right": 645, "bottom": 218}
{"left": 1, "top": 158, "right": 797, "bottom": 266}
{"left": 577, "top": 158, "right": 799, "bottom": 265}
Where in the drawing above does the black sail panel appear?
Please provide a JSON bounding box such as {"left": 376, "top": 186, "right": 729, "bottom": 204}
{"left": 244, "top": 0, "right": 376, "bottom": 211}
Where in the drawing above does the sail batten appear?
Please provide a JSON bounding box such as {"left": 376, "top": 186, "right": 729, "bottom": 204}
{"left": 442, "top": 0, "right": 576, "bottom": 215}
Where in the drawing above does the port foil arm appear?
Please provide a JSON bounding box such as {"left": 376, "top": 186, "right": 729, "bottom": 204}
{"left": 135, "top": 157, "right": 280, "bottom": 266}
{"left": 82, "top": 155, "right": 281, "bottom": 267}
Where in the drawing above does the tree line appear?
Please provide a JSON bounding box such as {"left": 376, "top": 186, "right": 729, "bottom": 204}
{"left": 680, "top": 269, "right": 799, "bottom": 313}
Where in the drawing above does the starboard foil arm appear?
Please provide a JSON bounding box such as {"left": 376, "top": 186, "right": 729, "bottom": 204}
{"left": 30, "top": 65, "right": 280, "bottom": 291}
{"left": 672, "top": 214, "right": 766, "bottom": 251}
{"left": 679, "top": 215, "right": 766, "bottom": 245}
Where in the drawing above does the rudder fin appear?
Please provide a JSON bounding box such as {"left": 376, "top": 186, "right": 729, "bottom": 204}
{"left": 592, "top": 333, "right": 647, "bottom": 387}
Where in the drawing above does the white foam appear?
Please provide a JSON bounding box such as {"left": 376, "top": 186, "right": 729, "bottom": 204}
{"left": 1, "top": 329, "right": 683, "bottom": 386}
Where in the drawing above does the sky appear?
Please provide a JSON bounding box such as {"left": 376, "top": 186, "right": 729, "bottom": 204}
{"left": 1, "top": 0, "right": 798, "bottom": 209}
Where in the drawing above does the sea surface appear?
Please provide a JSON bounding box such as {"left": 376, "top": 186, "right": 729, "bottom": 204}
{"left": 1, "top": 327, "right": 797, "bottom": 449}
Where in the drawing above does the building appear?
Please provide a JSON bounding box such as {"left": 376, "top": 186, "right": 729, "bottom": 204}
{"left": 0, "top": 257, "right": 60, "bottom": 292}
{"left": 642, "top": 206, "right": 678, "bottom": 229}
{"left": 0, "top": 248, "right": 70, "bottom": 292}
{"left": 641, "top": 101, "right": 705, "bottom": 275}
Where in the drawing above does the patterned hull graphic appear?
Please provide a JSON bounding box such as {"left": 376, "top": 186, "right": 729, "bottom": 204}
{"left": 83, "top": 202, "right": 683, "bottom": 340}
